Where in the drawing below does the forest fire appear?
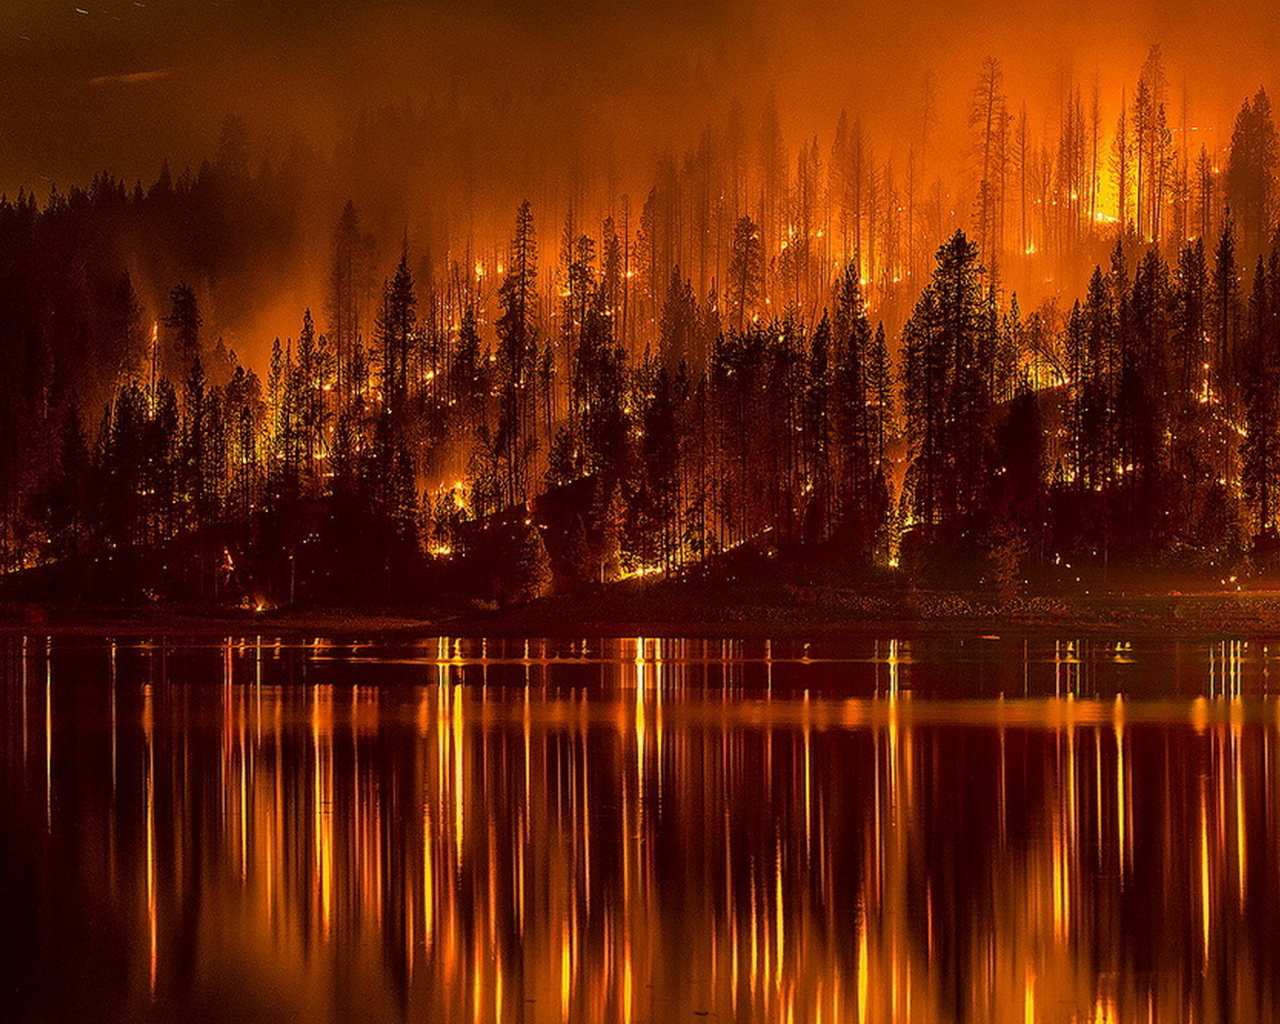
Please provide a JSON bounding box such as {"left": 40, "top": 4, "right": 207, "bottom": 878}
{"left": 3, "top": 1, "right": 1280, "bottom": 1021}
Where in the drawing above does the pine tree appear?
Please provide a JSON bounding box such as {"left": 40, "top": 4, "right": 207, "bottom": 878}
{"left": 495, "top": 201, "right": 540, "bottom": 507}
{"left": 970, "top": 57, "right": 1009, "bottom": 278}
{"left": 630, "top": 366, "right": 683, "bottom": 571}
{"left": 161, "top": 283, "right": 202, "bottom": 382}
{"left": 1112, "top": 98, "right": 1132, "bottom": 236}
{"left": 1124, "top": 249, "right": 1171, "bottom": 537}
{"left": 1242, "top": 256, "right": 1279, "bottom": 537}
{"left": 802, "top": 314, "right": 833, "bottom": 544}
{"left": 509, "top": 522, "right": 553, "bottom": 602}
{"left": 296, "top": 309, "right": 327, "bottom": 491}
{"left": 903, "top": 230, "right": 995, "bottom": 536}
{"left": 182, "top": 356, "right": 210, "bottom": 527}
{"left": 831, "top": 262, "right": 883, "bottom": 558}
{"left": 1213, "top": 219, "right": 1244, "bottom": 498}
{"left": 659, "top": 268, "right": 698, "bottom": 372}
{"left": 1225, "top": 88, "right": 1279, "bottom": 258}
{"left": 1071, "top": 267, "right": 1117, "bottom": 494}
{"left": 377, "top": 250, "right": 417, "bottom": 417}
{"left": 44, "top": 402, "right": 91, "bottom": 563}
{"left": 1133, "top": 46, "right": 1170, "bottom": 242}
{"left": 327, "top": 201, "right": 373, "bottom": 404}
{"left": 725, "top": 215, "right": 764, "bottom": 335}
{"left": 562, "top": 226, "right": 596, "bottom": 430}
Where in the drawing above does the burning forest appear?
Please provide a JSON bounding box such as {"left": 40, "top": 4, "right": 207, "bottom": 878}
{"left": 0, "top": 8, "right": 1279, "bottom": 610}
{"left": 13, "top": 7, "right": 1280, "bottom": 1024}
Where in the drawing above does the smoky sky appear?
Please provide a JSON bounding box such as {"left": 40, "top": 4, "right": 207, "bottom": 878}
{"left": 3, "top": 0, "right": 1280, "bottom": 198}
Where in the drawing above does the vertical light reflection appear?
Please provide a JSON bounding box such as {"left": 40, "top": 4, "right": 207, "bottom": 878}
{"left": 804, "top": 688, "right": 812, "bottom": 854}
{"left": 1114, "top": 696, "right": 1127, "bottom": 881}
{"left": 472, "top": 928, "right": 483, "bottom": 1024}
{"left": 999, "top": 720, "right": 1008, "bottom": 848}
{"left": 423, "top": 800, "right": 435, "bottom": 955}
{"left": 1200, "top": 774, "right": 1211, "bottom": 962}
{"left": 856, "top": 907, "right": 868, "bottom": 1024}
{"left": 726, "top": 804, "right": 737, "bottom": 1018}
{"left": 622, "top": 937, "right": 634, "bottom": 1024}
{"left": 14, "top": 635, "right": 1280, "bottom": 1023}
{"left": 518, "top": 680, "right": 527, "bottom": 941}
{"left": 312, "top": 683, "right": 333, "bottom": 940}
{"left": 110, "top": 639, "right": 118, "bottom": 791}
{"left": 775, "top": 835, "right": 784, "bottom": 990}
{"left": 44, "top": 639, "right": 51, "bottom": 833}
{"left": 230, "top": 640, "right": 248, "bottom": 884}
{"left": 749, "top": 874, "right": 759, "bottom": 999}
{"left": 654, "top": 638, "right": 665, "bottom": 802}
{"left": 635, "top": 636, "right": 647, "bottom": 800}
{"left": 1232, "top": 694, "right": 1247, "bottom": 908}
{"left": 416, "top": 678, "right": 435, "bottom": 977}
{"left": 1052, "top": 769, "right": 1066, "bottom": 942}
{"left": 580, "top": 692, "right": 591, "bottom": 914}
{"left": 494, "top": 947, "right": 504, "bottom": 1024}
{"left": 1093, "top": 727, "right": 1103, "bottom": 868}
{"left": 143, "top": 680, "right": 156, "bottom": 996}
{"left": 21, "top": 635, "right": 28, "bottom": 767}
{"left": 1065, "top": 701, "right": 1077, "bottom": 943}
{"left": 452, "top": 678, "right": 465, "bottom": 868}
{"left": 560, "top": 920, "right": 571, "bottom": 1023}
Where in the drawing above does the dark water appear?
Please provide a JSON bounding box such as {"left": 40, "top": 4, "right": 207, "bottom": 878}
{"left": 0, "top": 635, "right": 1277, "bottom": 1023}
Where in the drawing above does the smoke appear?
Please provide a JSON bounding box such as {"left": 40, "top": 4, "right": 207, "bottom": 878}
{"left": 2, "top": 0, "right": 1279, "bottom": 364}
{"left": 4, "top": 0, "right": 1279, "bottom": 193}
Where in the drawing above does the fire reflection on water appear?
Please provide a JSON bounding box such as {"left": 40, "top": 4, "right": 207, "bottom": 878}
{"left": 0, "top": 636, "right": 1277, "bottom": 1022}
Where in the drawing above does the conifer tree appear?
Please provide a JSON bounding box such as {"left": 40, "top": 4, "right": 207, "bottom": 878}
{"left": 725, "top": 215, "right": 764, "bottom": 335}
{"left": 904, "top": 230, "right": 995, "bottom": 536}
{"left": 495, "top": 201, "right": 540, "bottom": 506}
{"left": 1242, "top": 256, "right": 1279, "bottom": 537}
{"left": 510, "top": 522, "right": 553, "bottom": 603}
{"left": 161, "top": 283, "right": 202, "bottom": 382}
{"left": 327, "top": 201, "right": 373, "bottom": 403}
{"left": 377, "top": 251, "right": 417, "bottom": 417}
{"left": 1225, "top": 88, "right": 1279, "bottom": 258}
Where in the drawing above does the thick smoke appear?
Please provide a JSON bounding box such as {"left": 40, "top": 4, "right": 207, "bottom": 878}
{"left": 1, "top": 0, "right": 1277, "bottom": 359}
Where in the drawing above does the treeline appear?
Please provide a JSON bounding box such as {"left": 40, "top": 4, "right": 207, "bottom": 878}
{"left": 13, "top": 199, "right": 1280, "bottom": 605}
{"left": 1, "top": 51, "right": 1279, "bottom": 602}
{"left": 16, "top": 197, "right": 894, "bottom": 604}
{"left": 0, "top": 115, "right": 311, "bottom": 570}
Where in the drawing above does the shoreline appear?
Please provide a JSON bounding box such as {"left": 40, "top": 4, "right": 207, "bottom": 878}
{"left": 8, "top": 587, "right": 1280, "bottom": 639}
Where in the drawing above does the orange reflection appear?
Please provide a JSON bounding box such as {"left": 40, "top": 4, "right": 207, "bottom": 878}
{"left": 5, "top": 636, "right": 1280, "bottom": 1022}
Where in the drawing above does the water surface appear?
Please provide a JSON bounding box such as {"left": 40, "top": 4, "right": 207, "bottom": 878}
{"left": 0, "top": 635, "right": 1276, "bottom": 1022}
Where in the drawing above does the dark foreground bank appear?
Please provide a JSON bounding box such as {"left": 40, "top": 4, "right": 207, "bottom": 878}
{"left": 5, "top": 573, "right": 1280, "bottom": 638}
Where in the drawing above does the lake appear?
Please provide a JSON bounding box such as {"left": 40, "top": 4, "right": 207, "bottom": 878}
{"left": 0, "top": 634, "right": 1275, "bottom": 1022}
